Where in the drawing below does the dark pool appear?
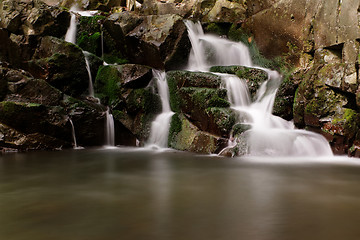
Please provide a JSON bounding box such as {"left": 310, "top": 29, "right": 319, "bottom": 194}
{"left": 1, "top": 148, "right": 360, "bottom": 240}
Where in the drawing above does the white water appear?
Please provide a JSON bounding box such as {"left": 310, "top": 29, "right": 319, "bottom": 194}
{"left": 83, "top": 51, "right": 95, "bottom": 98}
{"left": 185, "top": 20, "right": 333, "bottom": 157}
{"left": 69, "top": 119, "right": 83, "bottom": 149}
{"left": 146, "top": 70, "right": 174, "bottom": 148}
{"left": 105, "top": 109, "right": 115, "bottom": 147}
{"left": 65, "top": 7, "right": 98, "bottom": 44}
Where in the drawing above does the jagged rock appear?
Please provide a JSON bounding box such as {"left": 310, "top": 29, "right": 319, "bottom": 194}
{"left": 28, "top": 36, "right": 88, "bottom": 97}
{"left": 0, "top": 101, "right": 71, "bottom": 142}
{"left": 94, "top": 64, "right": 153, "bottom": 105}
{"left": 202, "top": 0, "right": 246, "bottom": 23}
{"left": 106, "top": 11, "right": 143, "bottom": 36}
{"left": 168, "top": 113, "right": 227, "bottom": 154}
{"left": 0, "top": 123, "right": 71, "bottom": 151}
{"left": 292, "top": 64, "right": 360, "bottom": 155}
{"left": 0, "top": 0, "right": 70, "bottom": 37}
{"left": 125, "top": 14, "right": 191, "bottom": 70}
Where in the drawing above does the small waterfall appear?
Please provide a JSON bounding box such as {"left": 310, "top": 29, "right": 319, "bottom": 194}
{"left": 65, "top": 7, "right": 98, "bottom": 44}
{"left": 185, "top": 20, "right": 333, "bottom": 157}
{"left": 146, "top": 70, "right": 174, "bottom": 148}
{"left": 83, "top": 51, "right": 96, "bottom": 98}
{"left": 69, "top": 119, "right": 83, "bottom": 149}
{"left": 65, "top": 6, "right": 78, "bottom": 44}
{"left": 185, "top": 20, "right": 252, "bottom": 71}
{"left": 105, "top": 109, "right": 115, "bottom": 147}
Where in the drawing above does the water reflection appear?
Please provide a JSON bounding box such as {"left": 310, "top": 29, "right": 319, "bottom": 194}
{"left": 1, "top": 149, "right": 360, "bottom": 240}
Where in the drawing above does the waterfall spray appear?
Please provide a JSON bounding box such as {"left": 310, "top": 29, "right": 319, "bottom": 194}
{"left": 184, "top": 20, "right": 333, "bottom": 157}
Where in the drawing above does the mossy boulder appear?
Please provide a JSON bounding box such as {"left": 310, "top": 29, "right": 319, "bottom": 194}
{"left": 0, "top": 123, "right": 71, "bottom": 151}
{"left": 0, "top": 101, "right": 71, "bottom": 142}
{"left": 94, "top": 64, "right": 153, "bottom": 105}
{"left": 168, "top": 113, "right": 227, "bottom": 154}
{"left": 178, "top": 87, "right": 234, "bottom": 137}
{"left": 28, "top": 36, "right": 88, "bottom": 97}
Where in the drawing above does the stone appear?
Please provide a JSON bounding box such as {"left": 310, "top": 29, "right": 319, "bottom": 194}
{"left": 168, "top": 113, "right": 227, "bottom": 154}
{"left": 125, "top": 14, "right": 191, "bottom": 70}
{"left": 28, "top": 36, "right": 88, "bottom": 97}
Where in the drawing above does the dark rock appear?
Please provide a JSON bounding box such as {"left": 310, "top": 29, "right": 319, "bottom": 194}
{"left": 0, "top": 101, "right": 71, "bottom": 142}
{"left": 94, "top": 64, "right": 153, "bottom": 104}
{"left": 28, "top": 36, "right": 88, "bottom": 97}
{"left": 125, "top": 14, "right": 190, "bottom": 70}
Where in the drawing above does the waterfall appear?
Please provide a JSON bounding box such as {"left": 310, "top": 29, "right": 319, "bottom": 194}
{"left": 146, "top": 70, "right": 174, "bottom": 148}
{"left": 105, "top": 109, "right": 115, "bottom": 147}
{"left": 69, "top": 119, "right": 83, "bottom": 149}
{"left": 185, "top": 20, "right": 333, "bottom": 157}
{"left": 65, "top": 7, "right": 98, "bottom": 44}
{"left": 83, "top": 51, "right": 95, "bottom": 97}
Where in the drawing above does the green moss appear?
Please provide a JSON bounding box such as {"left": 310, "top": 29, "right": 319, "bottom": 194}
{"left": 94, "top": 65, "right": 122, "bottom": 105}
{"left": 102, "top": 53, "right": 128, "bottom": 65}
{"left": 127, "top": 89, "right": 161, "bottom": 114}
{"left": 332, "top": 108, "right": 360, "bottom": 134}
{"left": 168, "top": 113, "right": 182, "bottom": 146}
{"left": 205, "top": 23, "right": 231, "bottom": 36}
{"left": 77, "top": 32, "right": 101, "bottom": 55}
{"left": 181, "top": 87, "right": 229, "bottom": 109}
{"left": 207, "top": 107, "right": 236, "bottom": 133}
{"left": 167, "top": 74, "right": 181, "bottom": 112}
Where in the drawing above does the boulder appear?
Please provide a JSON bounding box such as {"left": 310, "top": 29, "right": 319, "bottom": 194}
{"left": 94, "top": 64, "right": 153, "bottom": 105}
{"left": 0, "top": 123, "right": 71, "bottom": 151}
{"left": 28, "top": 36, "right": 88, "bottom": 97}
{"left": 0, "top": 101, "right": 71, "bottom": 142}
{"left": 168, "top": 113, "right": 227, "bottom": 154}
{"left": 125, "top": 14, "right": 191, "bottom": 70}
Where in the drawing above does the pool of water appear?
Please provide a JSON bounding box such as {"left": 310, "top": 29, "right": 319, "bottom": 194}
{"left": 1, "top": 148, "right": 360, "bottom": 240}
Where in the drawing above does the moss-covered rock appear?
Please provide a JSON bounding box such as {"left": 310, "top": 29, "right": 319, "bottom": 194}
{"left": 94, "top": 64, "right": 153, "bottom": 105}
{"left": 168, "top": 113, "right": 227, "bottom": 154}
{"left": 28, "top": 36, "right": 88, "bottom": 97}
{"left": 0, "top": 101, "right": 71, "bottom": 142}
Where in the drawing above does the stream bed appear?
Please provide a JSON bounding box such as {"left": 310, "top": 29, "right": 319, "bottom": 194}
{"left": 1, "top": 149, "right": 360, "bottom": 240}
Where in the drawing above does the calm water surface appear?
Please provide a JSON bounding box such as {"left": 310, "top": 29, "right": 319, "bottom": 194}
{"left": 1, "top": 148, "right": 360, "bottom": 240}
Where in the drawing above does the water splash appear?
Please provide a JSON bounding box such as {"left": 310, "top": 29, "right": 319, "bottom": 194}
{"left": 146, "top": 70, "right": 174, "bottom": 149}
{"left": 185, "top": 20, "right": 333, "bottom": 157}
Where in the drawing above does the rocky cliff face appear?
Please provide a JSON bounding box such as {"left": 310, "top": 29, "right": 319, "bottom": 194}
{"left": 1, "top": 0, "right": 360, "bottom": 156}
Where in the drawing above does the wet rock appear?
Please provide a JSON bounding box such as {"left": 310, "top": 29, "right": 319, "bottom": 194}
{"left": 202, "top": 0, "right": 246, "bottom": 23}
{"left": 28, "top": 36, "right": 88, "bottom": 97}
{"left": 113, "top": 88, "right": 161, "bottom": 142}
{"left": 125, "top": 14, "right": 191, "bottom": 70}
{"left": 94, "top": 64, "right": 153, "bottom": 105}
{"left": 0, "top": 101, "right": 71, "bottom": 142}
{"left": 0, "top": 123, "right": 71, "bottom": 151}
{"left": 178, "top": 87, "right": 234, "bottom": 137}
{"left": 168, "top": 113, "right": 227, "bottom": 154}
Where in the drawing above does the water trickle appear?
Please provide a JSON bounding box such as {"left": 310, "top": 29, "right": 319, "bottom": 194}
{"left": 83, "top": 51, "right": 95, "bottom": 98}
{"left": 185, "top": 20, "right": 333, "bottom": 157}
{"left": 146, "top": 70, "right": 174, "bottom": 149}
{"left": 105, "top": 109, "right": 115, "bottom": 147}
{"left": 69, "top": 119, "right": 83, "bottom": 149}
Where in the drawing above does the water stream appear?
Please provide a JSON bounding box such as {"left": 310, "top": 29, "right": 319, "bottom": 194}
{"left": 146, "top": 70, "right": 174, "bottom": 148}
{"left": 185, "top": 20, "right": 333, "bottom": 157}
{"left": 105, "top": 108, "right": 115, "bottom": 147}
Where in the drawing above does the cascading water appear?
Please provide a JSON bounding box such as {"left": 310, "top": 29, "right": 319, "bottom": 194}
{"left": 146, "top": 70, "right": 174, "bottom": 148}
{"left": 185, "top": 20, "right": 333, "bottom": 157}
{"left": 65, "top": 7, "right": 98, "bottom": 44}
{"left": 105, "top": 108, "right": 115, "bottom": 147}
{"left": 69, "top": 119, "right": 78, "bottom": 148}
